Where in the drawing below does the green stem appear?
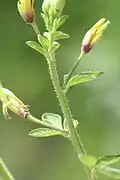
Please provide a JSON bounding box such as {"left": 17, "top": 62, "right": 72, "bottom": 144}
{"left": 32, "top": 21, "right": 41, "bottom": 36}
{"left": 0, "top": 158, "right": 15, "bottom": 180}
{"left": 63, "top": 50, "right": 84, "bottom": 89}
{"left": 27, "top": 114, "right": 68, "bottom": 134}
{"left": 46, "top": 52, "right": 85, "bottom": 155}
{"left": 31, "top": 18, "right": 88, "bottom": 176}
{"left": 30, "top": 17, "right": 92, "bottom": 180}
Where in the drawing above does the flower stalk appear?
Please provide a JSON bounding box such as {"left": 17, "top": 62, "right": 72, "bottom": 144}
{"left": 63, "top": 50, "right": 84, "bottom": 89}
{"left": 0, "top": 157, "right": 15, "bottom": 180}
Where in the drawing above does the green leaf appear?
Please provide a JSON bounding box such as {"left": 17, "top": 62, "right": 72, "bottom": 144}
{"left": 66, "top": 71, "right": 104, "bottom": 90}
{"left": 96, "top": 154, "right": 120, "bottom": 166}
{"left": 26, "top": 41, "right": 44, "bottom": 55}
{"left": 41, "top": 13, "right": 48, "bottom": 24}
{"left": 41, "top": 13, "right": 49, "bottom": 30}
{"left": 38, "top": 35, "right": 49, "bottom": 50}
{"left": 56, "top": 15, "right": 69, "bottom": 29}
{"left": 54, "top": 31, "right": 69, "bottom": 40}
{"left": 29, "top": 128, "right": 62, "bottom": 138}
{"left": 53, "top": 18, "right": 59, "bottom": 31}
{"left": 50, "top": 41, "right": 60, "bottom": 53}
{"left": 42, "top": 113, "right": 63, "bottom": 129}
{"left": 79, "top": 154, "right": 97, "bottom": 167}
{"left": 97, "top": 166, "right": 120, "bottom": 179}
{"left": 43, "top": 31, "right": 69, "bottom": 41}
{"left": 63, "top": 118, "right": 79, "bottom": 130}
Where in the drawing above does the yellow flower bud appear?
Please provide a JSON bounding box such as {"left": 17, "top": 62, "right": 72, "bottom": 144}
{"left": 0, "top": 84, "right": 30, "bottom": 119}
{"left": 17, "top": 0, "right": 35, "bottom": 23}
{"left": 81, "top": 18, "right": 110, "bottom": 53}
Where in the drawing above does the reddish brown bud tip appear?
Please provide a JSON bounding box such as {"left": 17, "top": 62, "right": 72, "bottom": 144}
{"left": 24, "top": 11, "right": 35, "bottom": 23}
{"left": 83, "top": 44, "right": 92, "bottom": 53}
{"left": 81, "top": 18, "right": 110, "bottom": 54}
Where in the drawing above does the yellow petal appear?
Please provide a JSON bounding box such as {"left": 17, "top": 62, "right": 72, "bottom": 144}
{"left": 91, "top": 20, "right": 110, "bottom": 45}
{"left": 91, "top": 18, "right": 106, "bottom": 31}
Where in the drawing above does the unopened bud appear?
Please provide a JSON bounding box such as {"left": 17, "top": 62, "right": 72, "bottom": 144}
{"left": 17, "top": 0, "right": 35, "bottom": 24}
{"left": 81, "top": 18, "right": 110, "bottom": 53}
{"left": 0, "top": 84, "right": 30, "bottom": 119}
{"left": 42, "top": 0, "right": 51, "bottom": 14}
{"left": 50, "top": 0, "right": 66, "bottom": 12}
{"left": 42, "top": 0, "right": 66, "bottom": 14}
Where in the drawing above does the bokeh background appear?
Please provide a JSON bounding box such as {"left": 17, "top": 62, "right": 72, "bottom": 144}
{"left": 0, "top": 0, "right": 120, "bottom": 179}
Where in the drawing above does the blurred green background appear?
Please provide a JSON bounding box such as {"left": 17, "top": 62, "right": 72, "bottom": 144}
{"left": 0, "top": 0, "right": 120, "bottom": 179}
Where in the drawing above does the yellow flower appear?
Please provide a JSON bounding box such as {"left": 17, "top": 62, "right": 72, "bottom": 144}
{"left": 17, "top": 0, "right": 35, "bottom": 23}
{"left": 0, "top": 84, "right": 30, "bottom": 119}
{"left": 81, "top": 18, "right": 110, "bottom": 53}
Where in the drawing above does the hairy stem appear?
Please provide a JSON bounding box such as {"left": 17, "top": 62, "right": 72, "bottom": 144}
{"left": 31, "top": 19, "right": 88, "bottom": 178}
{"left": 0, "top": 158, "right": 15, "bottom": 180}
{"left": 46, "top": 52, "right": 85, "bottom": 155}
